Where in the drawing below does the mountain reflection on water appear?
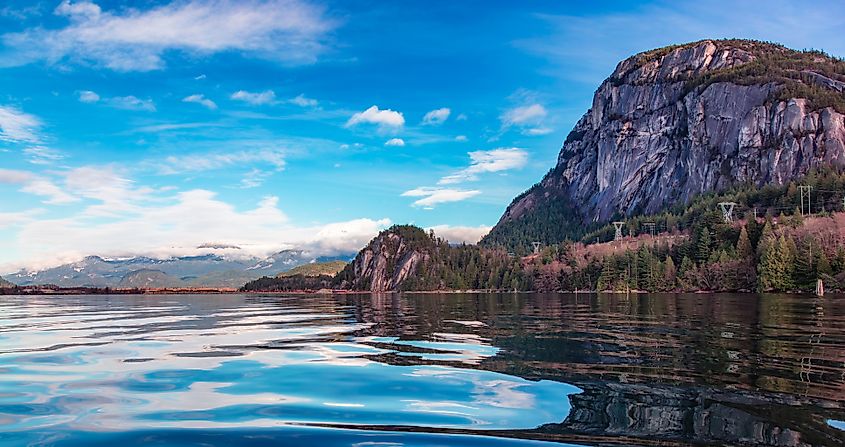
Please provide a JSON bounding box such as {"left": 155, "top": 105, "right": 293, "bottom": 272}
{"left": 0, "top": 293, "right": 843, "bottom": 446}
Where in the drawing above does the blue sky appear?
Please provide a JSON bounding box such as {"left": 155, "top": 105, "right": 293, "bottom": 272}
{"left": 1, "top": 0, "right": 844, "bottom": 271}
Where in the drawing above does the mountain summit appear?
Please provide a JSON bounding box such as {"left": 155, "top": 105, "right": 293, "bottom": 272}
{"left": 483, "top": 39, "right": 845, "bottom": 250}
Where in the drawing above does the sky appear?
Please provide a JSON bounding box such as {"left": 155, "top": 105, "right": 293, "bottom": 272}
{"left": 1, "top": 0, "right": 844, "bottom": 272}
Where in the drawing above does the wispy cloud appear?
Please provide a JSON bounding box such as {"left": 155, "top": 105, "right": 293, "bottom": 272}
{"left": 230, "top": 90, "right": 318, "bottom": 108}
{"left": 183, "top": 94, "right": 218, "bottom": 110}
{"left": 77, "top": 90, "right": 100, "bottom": 103}
{"left": 401, "top": 148, "right": 527, "bottom": 208}
{"left": 0, "top": 168, "right": 77, "bottom": 204}
{"left": 158, "top": 149, "right": 286, "bottom": 174}
{"left": 500, "top": 102, "right": 551, "bottom": 135}
{"left": 401, "top": 186, "right": 481, "bottom": 208}
{"left": 501, "top": 104, "right": 546, "bottom": 126}
{"left": 1, "top": 0, "right": 337, "bottom": 71}
{"left": 76, "top": 90, "right": 156, "bottom": 111}
{"left": 422, "top": 107, "right": 450, "bottom": 125}
{"left": 289, "top": 94, "right": 318, "bottom": 107}
{"left": 0, "top": 209, "right": 44, "bottom": 230}
{"left": 0, "top": 105, "right": 42, "bottom": 143}
{"left": 24, "top": 146, "right": 65, "bottom": 165}
{"left": 231, "top": 90, "right": 277, "bottom": 105}
{"left": 240, "top": 168, "right": 272, "bottom": 188}
{"left": 439, "top": 148, "right": 528, "bottom": 185}
{"left": 384, "top": 138, "right": 405, "bottom": 147}
{"left": 106, "top": 95, "right": 156, "bottom": 111}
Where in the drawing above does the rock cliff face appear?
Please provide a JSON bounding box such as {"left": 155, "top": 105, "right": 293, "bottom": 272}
{"left": 335, "top": 226, "right": 432, "bottom": 292}
{"left": 485, "top": 40, "right": 845, "bottom": 247}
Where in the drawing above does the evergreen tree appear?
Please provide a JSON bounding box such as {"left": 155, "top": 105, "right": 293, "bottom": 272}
{"left": 817, "top": 250, "right": 833, "bottom": 276}
{"left": 597, "top": 256, "right": 618, "bottom": 291}
{"left": 793, "top": 240, "right": 817, "bottom": 291}
{"left": 735, "top": 226, "right": 756, "bottom": 290}
{"left": 678, "top": 256, "right": 697, "bottom": 291}
{"left": 781, "top": 235, "right": 797, "bottom": 290}
{"left": 757, "top": 231, "right": 782, "bottom": 292}
{"left": 736, "top": 226, "right": 754, "bottom": 260}
{"left": 693, "top": 225, "right": 712, "bottom": 264}
{"left": 663, "top": 256, "right": 677, "bottom": 291}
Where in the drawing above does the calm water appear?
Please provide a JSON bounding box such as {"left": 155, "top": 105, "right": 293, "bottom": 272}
{"left": 0, "top": 293, "right": 843, "bottom": 447}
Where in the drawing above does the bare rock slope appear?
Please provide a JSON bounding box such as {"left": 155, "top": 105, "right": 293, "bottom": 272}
{"left": 483, "top": 39, "right": 845, "bottom": 249}
{"left": 334, "top": 226, "right": 431, "bottom": 292}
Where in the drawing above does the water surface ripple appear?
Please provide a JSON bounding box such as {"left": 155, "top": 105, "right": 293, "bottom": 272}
{"left": 0, "top": 293, "right": 843, "bottom": 446}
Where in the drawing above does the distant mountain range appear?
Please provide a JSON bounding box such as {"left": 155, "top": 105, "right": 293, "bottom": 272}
{"left": 4, "top": 250, "right": 354, "bottom": 288}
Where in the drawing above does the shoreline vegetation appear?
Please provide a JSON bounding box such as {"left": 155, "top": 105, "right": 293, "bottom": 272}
{"left": 0, "top": 286, "right": 831, "bottom": 296}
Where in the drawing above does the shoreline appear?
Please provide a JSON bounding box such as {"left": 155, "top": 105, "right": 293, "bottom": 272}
{"left": 0, "top": 286, "right": 833, "bottom": 296}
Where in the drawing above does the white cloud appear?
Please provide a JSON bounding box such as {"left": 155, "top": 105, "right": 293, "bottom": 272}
{"left": 63, "top": 166, "right": 152, "bottom": 214}
{"left": 289, "top": 94, "right": 317, "bottom": 107}
{"left": 501, "top": 103, "right": 547, "bottom": 127}
{"left": 78, "top": 91, "right": 155, "bottom": 111}
{"left": 304, "top": 218, "right": 392, "bottom": 254}
{"left": 183, "top": 94, "right": 217, "bottom": 110}
{"left": 428, "top": 225, "right": 492, "bottom": 244}
{"left": 0, "top": 169, "right": 34, "bottom": 184}
{"left": 422, "top": 107, "right": 450, "bottom": 125}
{"left": 346, "top": 105, "right": 405, "bottom": 130}
{"left": 240, "top": 168, "right": 271, "bottom": 188}
{"left": 0, "top": 209, "right": 44, "bottom": 229}
{"left": 194, "top": 74, "right": 206, "bottom": 80}
{"left": 0, "top": 169, "right": 78, "bottom": 204}
{"left": 384, "top": 138, "right": 405, "bottom": 147}
{"left": 158, "top": 149, "right": 286, "bottom": 174}
{"left": 106, "top": 95, "right": 156, "bottom": 111}
{"left": 524, "top": 127, "right": 553, "bottom": 135}
{"left": 231, "top": 89, "right": 277, "bottom": 105}
{"left": 1, "top": 0, "right": 336, "bottom": 71}
{"left": 55, "top": 0, "right": 101, "bottom": 19}
{"left": 230, "top": 90, "right": 318, "bottom": 107}
{"left": 401, "top": 187, "right": 481, "bottom": 208}
{"left": 77, "top": 90, "right": 100, "bottom": 103}
{"left": 438, "top": 148, "right": 528, "bottom": 184}
{"left": 20, "top": 179, "right": 78, "bottom": 204}
{"left": 24, "top": 146, "right": 65, "bottom": 165}
{"left": 0, "top": 105, "right": 42, "bottom": 143}
{"left": 3, "top": 187, "right": 391, "bottom": 272}
{"left": 455, "top": 135, "right": 468, "bottom": 142}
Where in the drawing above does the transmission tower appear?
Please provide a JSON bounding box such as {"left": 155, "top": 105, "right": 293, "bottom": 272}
{"left": 532, "top": 241, "right": 541, "bottom": 254}
{"left": 718, "top": 202, "right": 737, "bottom": 223}
{"left": 613, "top": 222, "right": 624, "bottom": 241}
{"left": 799, "top": 185, "right": 812, "bottom": 216}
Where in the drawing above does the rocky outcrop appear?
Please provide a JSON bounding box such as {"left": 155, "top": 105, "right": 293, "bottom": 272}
{"left": 487, "top": 40, "right": 845, "bottom": 245}
{"left": 335, "top": 226, "right": 433, "bottom": 292}
{"left": 0, "top": 276, "right": 13, "bottom": 288}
